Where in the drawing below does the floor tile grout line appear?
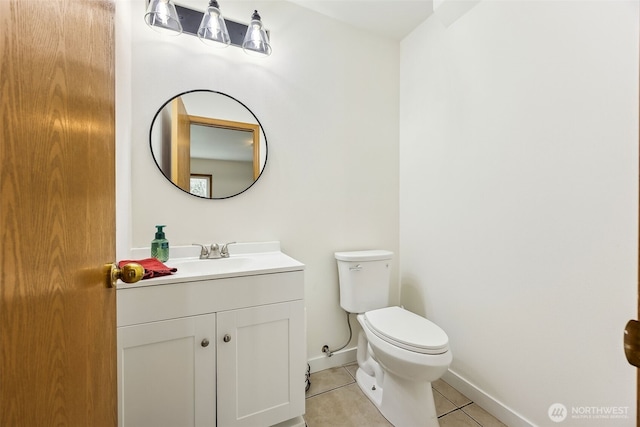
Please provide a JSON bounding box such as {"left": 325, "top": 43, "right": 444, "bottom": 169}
{"left": 434, "top": 389, "right": 474, "bottom": 412}
{"left": 432, "top": 389, "right": 473, "bottom": 408}
{"left": 437, "top": 408, "right": 460, "bottom": 419}
{"left": 438, "top": 408, "right": 482, "bottom": 426}
{"left": 460, "top": 402, "right": 492, "bottom": 427}
{"left": 305, "top": 366, "right": 357, "bottom": 399}
{"left": 305, "top": 381, "right": 356, "bottom": 399}
{"left": 341, "top": 366, "right": 358, "bottom": 381}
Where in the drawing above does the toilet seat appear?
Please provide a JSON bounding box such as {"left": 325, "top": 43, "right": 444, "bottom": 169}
{"left": 363, "top": 307, "right": 449, "bottom": 355}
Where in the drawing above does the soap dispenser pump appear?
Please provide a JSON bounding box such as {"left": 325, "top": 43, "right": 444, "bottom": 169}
{"left": 151, "top": 225, "right": 169, "bottom": 262}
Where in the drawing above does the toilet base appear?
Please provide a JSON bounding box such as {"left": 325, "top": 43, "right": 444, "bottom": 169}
{"left": 356, "top": 367, "right": 440, "bottom": 427}
{"left": 356, "top": 366, "right": 383, "bottom": 407}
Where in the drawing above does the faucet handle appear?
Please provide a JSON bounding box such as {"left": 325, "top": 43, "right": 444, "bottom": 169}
{"left": 192, "top": 243, "right": 209, "bottom": 259}
{"left": 220, "top": 242, "right": 237, "bottom": 258}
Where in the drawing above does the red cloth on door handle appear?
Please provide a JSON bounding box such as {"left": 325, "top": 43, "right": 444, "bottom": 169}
{"left": 118, "top": 258, "right": 177, "bottom": 279}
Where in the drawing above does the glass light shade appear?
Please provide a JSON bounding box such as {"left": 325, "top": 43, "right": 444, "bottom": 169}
{"left": 242, "top": 10, "right": 272, "bottom": 57}
{"left": 197, "top": 0, "right": 230, "bottom": 47}
{"left": 144, "top": 0, "right": 183, "bottom": 35}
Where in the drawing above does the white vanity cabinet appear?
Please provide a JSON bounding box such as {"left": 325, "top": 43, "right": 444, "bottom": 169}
{"left": 116, "top": 249, "right": 305, "bottom": 427}
{"left": 217, "top": 300, "right": 305, "bottom": 427}
{"left": 118, "top": 314, "right": 217, "bottom": 427}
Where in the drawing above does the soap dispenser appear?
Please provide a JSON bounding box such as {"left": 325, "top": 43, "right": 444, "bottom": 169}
{"left": 151, "top": 225, "right": 169, "bottom": 262}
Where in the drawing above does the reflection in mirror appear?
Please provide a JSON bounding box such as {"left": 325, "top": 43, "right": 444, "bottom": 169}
{"left": 150, "top": 90, "right": 267, "bottom": 199}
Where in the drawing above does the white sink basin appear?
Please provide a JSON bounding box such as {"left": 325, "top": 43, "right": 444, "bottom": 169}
{"left": 163, "top": 252, "right": 304, "bottom": 282}
{"left": 169, "top": 257, "right": 253, "bottom": 275}
{"left": 118, "top": 243, "right": 304, "bottom": 288}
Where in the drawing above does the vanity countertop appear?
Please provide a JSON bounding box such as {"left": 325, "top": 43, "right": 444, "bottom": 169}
{"left": 117, "top": 241, "right": 304, "bottom": 289}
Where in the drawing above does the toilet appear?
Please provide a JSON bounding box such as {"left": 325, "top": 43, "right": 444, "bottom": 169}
{"left": 335, "top": 250, "right": 452, "bottom": 427}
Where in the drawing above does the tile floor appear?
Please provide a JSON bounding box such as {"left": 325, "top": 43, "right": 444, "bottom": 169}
{"left": 304, "top": 363, "right": 508, "bottom": 427}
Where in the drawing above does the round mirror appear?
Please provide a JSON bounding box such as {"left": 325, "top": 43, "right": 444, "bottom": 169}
{"left": 149, "top": 90, "right": 268, "bottom": 199}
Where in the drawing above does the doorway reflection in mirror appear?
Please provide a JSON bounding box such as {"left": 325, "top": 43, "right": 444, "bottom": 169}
{"left": 149, "top": 90, "right": 268, "bottom": 199}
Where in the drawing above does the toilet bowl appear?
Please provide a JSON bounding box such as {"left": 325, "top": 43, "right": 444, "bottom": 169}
{"left": 356, "top": 307, "right": 452, "bottom": 427}
{"left": 334, "top": 250, "right": 452, "bottom": 427}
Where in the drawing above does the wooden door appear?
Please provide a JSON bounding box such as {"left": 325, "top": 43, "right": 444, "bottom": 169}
{"left": 0, "top": 0, "right": 117, "bottom": 425}
{"left": 622, "top": 13, "right": 639, "bottom": 424}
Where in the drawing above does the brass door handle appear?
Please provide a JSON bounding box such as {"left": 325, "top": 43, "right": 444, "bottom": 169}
{"left": 624, "top": 320, "right": 640, "bottom": 367}
{"left": 105, "top": 262, "right": 144, "bottom": 288}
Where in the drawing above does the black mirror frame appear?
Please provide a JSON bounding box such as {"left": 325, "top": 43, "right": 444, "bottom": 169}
{"left": 149, "top": 89, "right": 268, "bottom": 200}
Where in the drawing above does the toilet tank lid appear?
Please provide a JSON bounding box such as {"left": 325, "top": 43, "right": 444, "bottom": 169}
{"left": 334, "top": 250, "right": 393, "bottom": 262}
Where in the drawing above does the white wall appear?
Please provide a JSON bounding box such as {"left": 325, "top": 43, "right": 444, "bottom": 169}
{"left": 117, "top": 0, "right": 399, "bottom": 365}
{"left": 400, "top": 1, "right": 638, "bottom": 426}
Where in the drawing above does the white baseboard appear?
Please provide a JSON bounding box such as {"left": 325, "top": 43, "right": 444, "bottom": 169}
{"left": 442, "top": 370, "right": 535, "bottom": 427}
{"left": 307, "top": 347, "right": 357, "bottom": 373}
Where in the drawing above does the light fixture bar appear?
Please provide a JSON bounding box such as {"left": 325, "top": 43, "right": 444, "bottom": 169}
{"left": 163, "top": 4, "right": 267, "bottom": 49}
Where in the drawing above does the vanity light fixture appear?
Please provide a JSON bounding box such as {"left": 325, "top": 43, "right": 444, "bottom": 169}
{"left": 242, "top": 10, "right": 272, "bottom": 57}
{"left": 144, "top": 0, "right": 183, "bottom": 35}
{"left": 197, "top": 0, "right": 230, "bottom": 47}
{"left": 144, "top": 0, "right": 272, "bottom": 56}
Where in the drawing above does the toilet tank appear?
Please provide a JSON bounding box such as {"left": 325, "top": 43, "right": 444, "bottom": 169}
{"left": 334, "top": 250, "right": 393, "bottom": 314}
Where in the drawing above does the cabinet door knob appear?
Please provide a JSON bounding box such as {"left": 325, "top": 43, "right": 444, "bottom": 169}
{"left": 223, "top": 334, "right": 231, "bottom": 343}
{"left": 201, "top": 338, "right": 210, "bottom": 347}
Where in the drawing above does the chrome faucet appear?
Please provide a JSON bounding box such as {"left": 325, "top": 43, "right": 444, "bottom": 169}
{"left": 193, "top": 242, "right": 236, "bottom": 259}
{"left": 209, "top": 243, "right": 222, "bottom": 258}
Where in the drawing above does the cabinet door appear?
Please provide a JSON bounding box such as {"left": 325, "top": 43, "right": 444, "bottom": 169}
{"left": 118, "top": 314, "right": 216, "bottom": 427}
{"left": 217, "top": 300, "right": 305, "bottom": 427}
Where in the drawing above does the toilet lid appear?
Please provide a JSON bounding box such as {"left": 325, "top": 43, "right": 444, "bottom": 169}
{"left": 364, "top": 307, "right": 449, "bottom": 355}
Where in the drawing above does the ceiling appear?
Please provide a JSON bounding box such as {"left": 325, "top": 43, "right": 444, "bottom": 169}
{"left": 288, "top": 0, "right": 434, "bottom": 41}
